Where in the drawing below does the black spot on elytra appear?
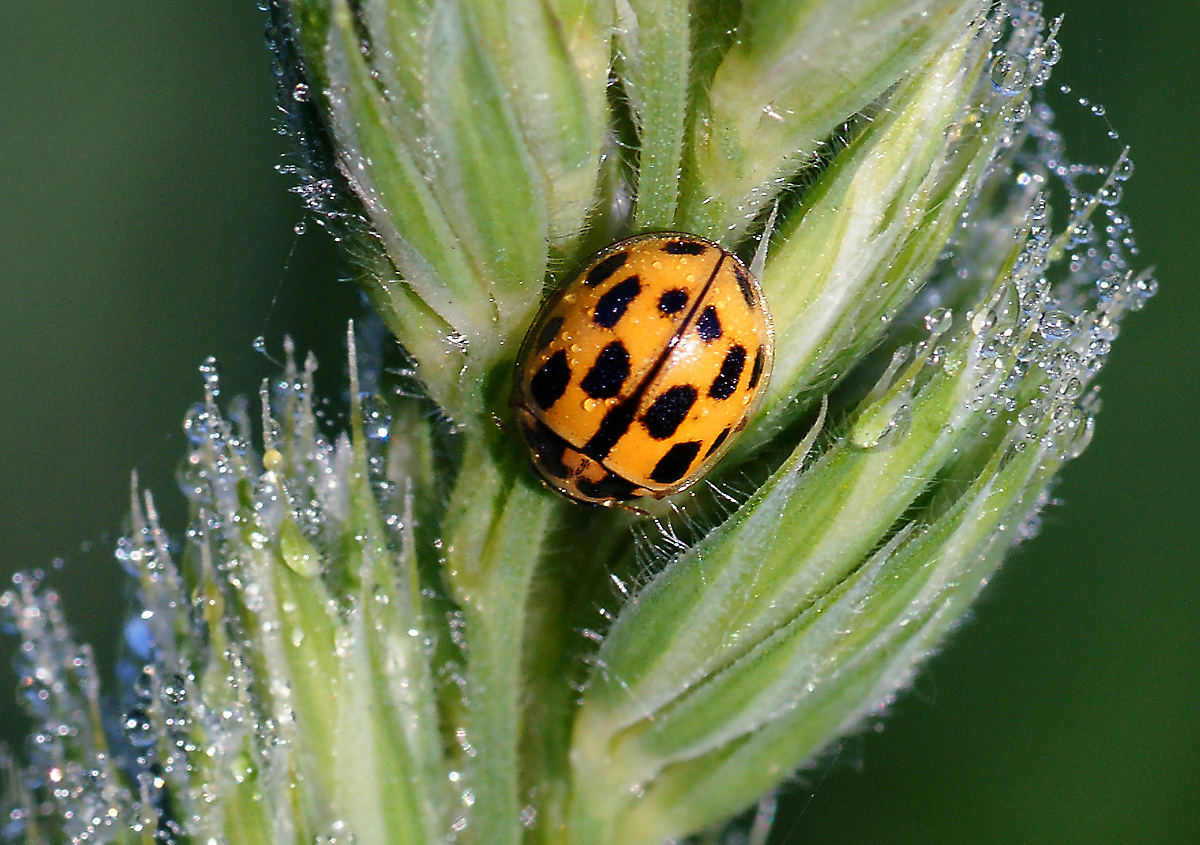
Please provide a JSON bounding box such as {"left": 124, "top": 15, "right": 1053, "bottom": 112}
{"left": 580, "top": 342, "right": 630, "bottom": 399}
{"left": 709, "top": 345, "right": 747, "bottom": 399}
{"left": 577, "top": 472, "right": 639, "bottom": 502}
{"left": 530, "top": 350, "right": 571, "bottom": 410}
{"left": 748, "top": 345, "right": 766, "bottom": 389}
{"left": 696, "top": 306, "right": 722, "bottom": 341}
{"left": 734, "top": 264, "right": 757, "bottom": 307}
{"left": 536, "top": 315, "right": 564, "bottom": 351}
{"left": 642, "top": 385, "right": 697, "bottom": 440}
{"left": 651, "top": 441, "right": 702, "bottom": 484}
{"left": 583, "top": 401, "right": 638, "bottom": 461}
{"left": 522, "top": 419, "right": 569, "bottom": 480}
{"left": 594, "top": 276, "right": 641, "bottom": 328}
{"left": 586, "top": 251, "right": 628, "bottom": 286}
{"left": 704, "top": 427, "right": 732, "bottom": 458}
{"left": 658, "top": 289, "right": 688, "bottom": 314}
{"left": 663, "top": 240, "right": 707, "bottom": 256}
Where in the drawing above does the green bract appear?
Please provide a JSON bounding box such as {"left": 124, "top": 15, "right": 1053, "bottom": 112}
{"left": 1, "top": 2, "right": 1153, "bottom": 844}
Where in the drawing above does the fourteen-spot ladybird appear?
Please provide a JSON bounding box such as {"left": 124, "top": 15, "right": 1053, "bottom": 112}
{"left": 513, "top": 233, "right": 774, "bottom": 506}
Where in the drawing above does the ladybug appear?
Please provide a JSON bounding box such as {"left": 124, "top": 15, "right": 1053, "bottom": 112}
{"left": 512, "top": 233, "right": 773, "bottom": 506}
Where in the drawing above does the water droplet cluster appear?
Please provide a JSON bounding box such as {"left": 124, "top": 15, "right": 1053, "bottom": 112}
{"left": 2, "top": 339, "right": 466, "bottom": 840}
{"left": 0, "top": 575, "right": 141, "bottom": 842}
{"left": 840, "top": 0, "right": 1151, "bottom": 543}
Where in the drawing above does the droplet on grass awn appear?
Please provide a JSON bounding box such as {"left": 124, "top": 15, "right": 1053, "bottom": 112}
{"left": 1038, "top": 310, "right": 1075, "bottom": 340}
{"left": 924, "top": 307, "right": 953, "bottom": 337}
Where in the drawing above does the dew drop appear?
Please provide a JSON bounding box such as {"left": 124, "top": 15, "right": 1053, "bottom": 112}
{"left": 199, "top": 356, "right": 221, "bottom": 398}
{"left": 1097, "top": 183, "right": 1122, "bottom": 207}
{"left": 1095, "top": 274, "right": 1122, "bottom": 300}
{"left": 1060, "top": 377, "right": 1083, "bottom": 399}
{"left": 1016, "top": 333, "right": 1047, "bottom": 363}
{"left": 520, "top": 805, "right": 538, "bottom": 829}
{"left": 124, "top": 708, "right": 156, "bottom": 747}
{"left": 989, "top": 52, "right": 1031, "bottom": 96}
{"left": 849, "top": 398, "right": 913, "bottom": 452}
{"left": 1065, "top": 414, "right": 1096, "bottom": 459}
{"left": 970, "top": 309, "right": 997, "bottom": 335}
{"left": 1112, "top": 156, "right": 1135, "bottom": 181}
{"left": 1069, "top": 219, "right": 1096, "bottom": 244}
{"left": 1038, "top": 311, "right": 1075, "bottom": 340}
{"left": 924, "top": 307, "right": 953, "bottom": 337}
{"left": 1043, "top": 39, "right": 1062, "bottom": 66}
{"left": 1010, "top": 99, "right": 1030, "bottom": 122}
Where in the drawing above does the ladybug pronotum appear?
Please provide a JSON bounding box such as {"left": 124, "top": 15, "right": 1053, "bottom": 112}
{"left": 512, "top": 233, "right": 774, "bottom": 506}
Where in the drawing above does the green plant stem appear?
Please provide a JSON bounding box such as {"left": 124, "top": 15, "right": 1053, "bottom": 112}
{"left": 443, "top": 438, "right": 559, "bottom": 844}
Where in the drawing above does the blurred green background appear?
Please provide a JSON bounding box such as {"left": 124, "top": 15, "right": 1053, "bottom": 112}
{"left": 1, "top": 2, "right": 1195, "bottom": 842}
